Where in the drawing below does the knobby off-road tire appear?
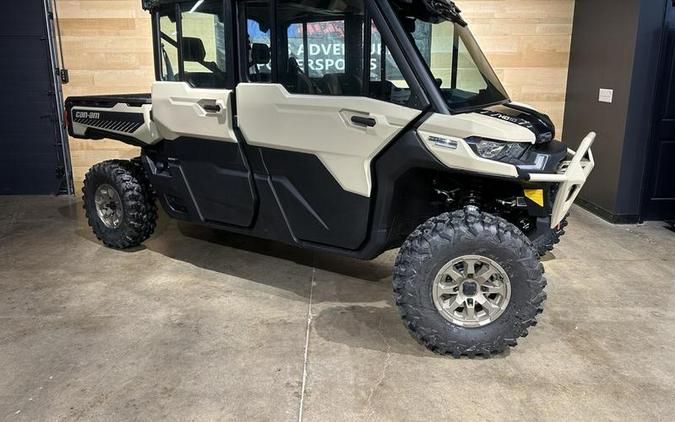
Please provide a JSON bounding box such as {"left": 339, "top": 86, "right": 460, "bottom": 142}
{"left": 82, "top": 159, "right": 157, "bottom": 249}
{"left": 393, "top": 208, "right": 546, "bottom": 357}
{"left": 532, "top": 216, "right": 569, "bottom": 256}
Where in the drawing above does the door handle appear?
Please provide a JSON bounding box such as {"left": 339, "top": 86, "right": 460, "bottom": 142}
{"left": 351, "top": 115, "right": 376, "bottom": 127}
{"left": 202, "top": 103, "right": 222, "bottom": 113}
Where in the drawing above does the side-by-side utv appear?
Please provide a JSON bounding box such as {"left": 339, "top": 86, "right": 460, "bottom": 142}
{"left": 65, "top": 0, "right": 595, "bottom": 357}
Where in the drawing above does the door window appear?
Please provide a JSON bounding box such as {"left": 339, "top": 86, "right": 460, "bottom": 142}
{"left": 157, "top": 0, "right": 228, "bottom": 88}
{"left": 368, "top": 20, "right": 411, "bottom": 106}
{"left": 247, "top": 18, "right": 271, "bottom": 81}
{"left": 275, "top": 0, "right": 364, "bottom": 95}
{"left": 304, "top": 20, "right": 346, "bottom": 79}
{"left": 181, "top": 1, "right": 227, "bottom": 88}
{"left": 238, "top": 1, "right": 271, "bottom": 82}
{"left": 286, "top": 23, "right": 305, "bottom": 73}
{"left": 159, "top": 9, "right": 179, "bottom": 81}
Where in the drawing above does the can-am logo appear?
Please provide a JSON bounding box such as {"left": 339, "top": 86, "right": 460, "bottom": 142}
{"left": 75, "top": 111, "right": 100, "bottom": 119}
{"left": 490, "top": 113, "right": 520, "bottom": 124}
{"left": 479, "top": 110, "right": 535, "bottom": 131}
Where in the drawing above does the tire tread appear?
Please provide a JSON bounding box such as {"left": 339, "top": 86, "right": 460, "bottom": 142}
{"left": 82, "top": 159, "right": 157, "bottom": 249}
{"left": 393, "top": 207, "right": 546, "bottom": 357}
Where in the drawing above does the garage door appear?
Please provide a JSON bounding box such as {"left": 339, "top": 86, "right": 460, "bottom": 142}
{"left": 0, "top": 1, "right": 72, "bottom": 194}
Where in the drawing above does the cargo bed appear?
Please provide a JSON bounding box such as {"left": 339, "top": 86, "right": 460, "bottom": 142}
{"left": 65, "top": 93, "right": 160, "bottom": 146}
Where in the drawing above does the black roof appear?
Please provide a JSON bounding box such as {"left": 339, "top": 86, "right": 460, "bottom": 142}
{"left": 142, "top": 0, "right": 466, "bottom": 26}
{"left": 141, "top": 0, "right": 159, "bottom": 10}
{"left": 141, "top": 0, "right": 189, "bottom": 11}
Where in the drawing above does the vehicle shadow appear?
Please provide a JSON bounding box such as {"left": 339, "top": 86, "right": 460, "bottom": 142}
{"left": 58, "top": 201, "right": 171, "bottom": 252}
{"left": 144, "top": 219, "right": 444, "bottom": 356}
{"left": 177, "top": 221, "right": 393, "bottom": 279}
{"left": 59, "top": 202, "right": 502, "bottom": 358}
{"left": 60, "top": 202, "right": 392, "bottom": 301}
{"left": 311, "top": 304, "right": 511, "bottom": 358}
{"left": 146, "top": 220, "right": 394, "bottom": 298}
{"left": 145, "top": 221, "right": 511, "bottom": 358}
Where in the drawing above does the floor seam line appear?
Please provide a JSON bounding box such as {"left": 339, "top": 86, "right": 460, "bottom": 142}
{"left": 298, "top": 265, "right": 315, "bottom": 422}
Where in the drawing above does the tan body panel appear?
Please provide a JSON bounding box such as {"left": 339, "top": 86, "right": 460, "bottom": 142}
{"left": 152, "top": 81, "right": 237, "bottom": 142}
{"left": 417, "top": 113, "right": 528, "bottom": 179}
{"left": 236, "top": 83, "right": 421, "bottom": 197}
{"left": 424, "top": 111, "right": 536, "bottom": 144}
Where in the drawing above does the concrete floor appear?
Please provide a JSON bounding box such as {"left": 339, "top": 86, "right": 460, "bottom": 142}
{"left": 1, "top": 196, "right": 674, "bottom": 421}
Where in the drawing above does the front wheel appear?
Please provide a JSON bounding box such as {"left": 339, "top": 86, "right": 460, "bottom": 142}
{"left": 393, "top": 208, "right": 546, "bottom": 357}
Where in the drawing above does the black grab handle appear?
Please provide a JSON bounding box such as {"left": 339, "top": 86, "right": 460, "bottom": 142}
{"left": 351, "top": 115, "right": 376, "bottom": 127}
{"left": 202, "top": 103, "right": 222, "bottom": 112}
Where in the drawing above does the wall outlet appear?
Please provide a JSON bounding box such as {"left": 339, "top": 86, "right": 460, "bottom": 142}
{"left": 599, "top": 88, "right": 614, "bottom": 104}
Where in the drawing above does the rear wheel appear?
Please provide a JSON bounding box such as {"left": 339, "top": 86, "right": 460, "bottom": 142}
{"left": 393, "top": 208, "right": 546, "bottom": 357}
{"left": 82, "top": 159, "right": 157, "bottom": 249}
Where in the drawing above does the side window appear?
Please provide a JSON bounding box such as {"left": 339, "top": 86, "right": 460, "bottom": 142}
{"left": 305, "top": 20, "right": 345, "bottom": 79}
{"left": 246, "top": 17, "right": 271, "bottom": 82}
{"left": 157, "top": 1, "right": 227, "bottom": 88}
{"left": 368, "top": 20, "right": 411, "bottom": 106}
{"left": 412, "top": 22, "right": 487, "bottom": 94}
{"left": 286, "top": 23, "right": 305, "bottom": 73}
{"left": 159, "top": 8, "right": 179, "bottom": 81}
{"left": 276, "top": 0, "right": 364, "bottom": 95}
{"left": 180, "top": 0, "right": 227, "bottom": 88}
{"left": 238, "top": 1, "right": 271, "bottom": 82}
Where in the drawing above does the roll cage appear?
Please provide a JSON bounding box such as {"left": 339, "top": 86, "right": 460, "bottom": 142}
{"left": 145, "top": 0, "right": 457, "bottom": 113}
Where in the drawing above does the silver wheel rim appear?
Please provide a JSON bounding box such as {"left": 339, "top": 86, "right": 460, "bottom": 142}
{"left": 94, "top": 184, "right": 123, "bottom": 229}
{"left": 432, "top": 255, "right": 511, "bottom": 328}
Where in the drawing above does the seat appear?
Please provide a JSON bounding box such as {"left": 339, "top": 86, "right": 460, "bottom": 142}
{"left": 286, "top": 56, "right": 315, "bottom": 94}
{"left": 249, "top": 43, "right": 271, "bottom": 82}
{"left": 321, "top": 73, "right": 362, "bottom": 96}
{"left": 181, "top": 36, "right": 226, "bottom": 88}
{"left": 321, "top": 73, "right": 342, "bottom": 95}
{"left": 251, "top": 43, "right": 270, "bottom": 66}
{"left": 337, "top": 73, "right": 362, "bottom": 96}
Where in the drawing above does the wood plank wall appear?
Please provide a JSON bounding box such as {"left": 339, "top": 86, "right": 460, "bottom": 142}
{"left": 60, "top": 0, "right": 152, "bottom": 186}
{"left": 462, "top": 0, "right": 574, "bottom": 134}
{"left": 59, "top": 0, "right": 574, "bottom": 185}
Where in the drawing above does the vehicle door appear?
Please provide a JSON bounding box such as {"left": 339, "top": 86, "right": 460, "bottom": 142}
{"left": 151, "top": 0, "right": 257, "bottom": 227}
{"left": 235, "top": 0, "right": 428, "bottom": 249}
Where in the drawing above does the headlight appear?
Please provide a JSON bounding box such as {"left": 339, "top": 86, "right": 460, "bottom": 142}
{"left": 475, "top": 139, "right": 507, "bottom": 159}
{"left": 466, "top": 137, "right": 528, "bottom": 161}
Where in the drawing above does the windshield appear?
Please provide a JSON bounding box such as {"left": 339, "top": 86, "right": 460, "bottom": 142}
{"left": 408, "top": 19, "right": 509, "bottom": 111}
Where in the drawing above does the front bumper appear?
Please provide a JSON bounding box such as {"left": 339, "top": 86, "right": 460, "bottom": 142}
{"left": 524, "top": 132, "right": 596, "bottom": 228}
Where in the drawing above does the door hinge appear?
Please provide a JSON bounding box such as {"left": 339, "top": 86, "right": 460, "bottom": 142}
{"left": 56, "top": 68, "right": 69, "bottom": 84}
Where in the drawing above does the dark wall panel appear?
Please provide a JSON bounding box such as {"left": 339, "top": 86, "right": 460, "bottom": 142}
{"left": 562, "top": 0, "right": 641, "bottom": 215}
{"left": 0, "top": 1, "right": 62, "bottom": 194}
{"left": 563, "top": 0, "right": 668, "bottom": 220}
{"left": 619, "top": 0, "right": 670, "bottom": 215}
